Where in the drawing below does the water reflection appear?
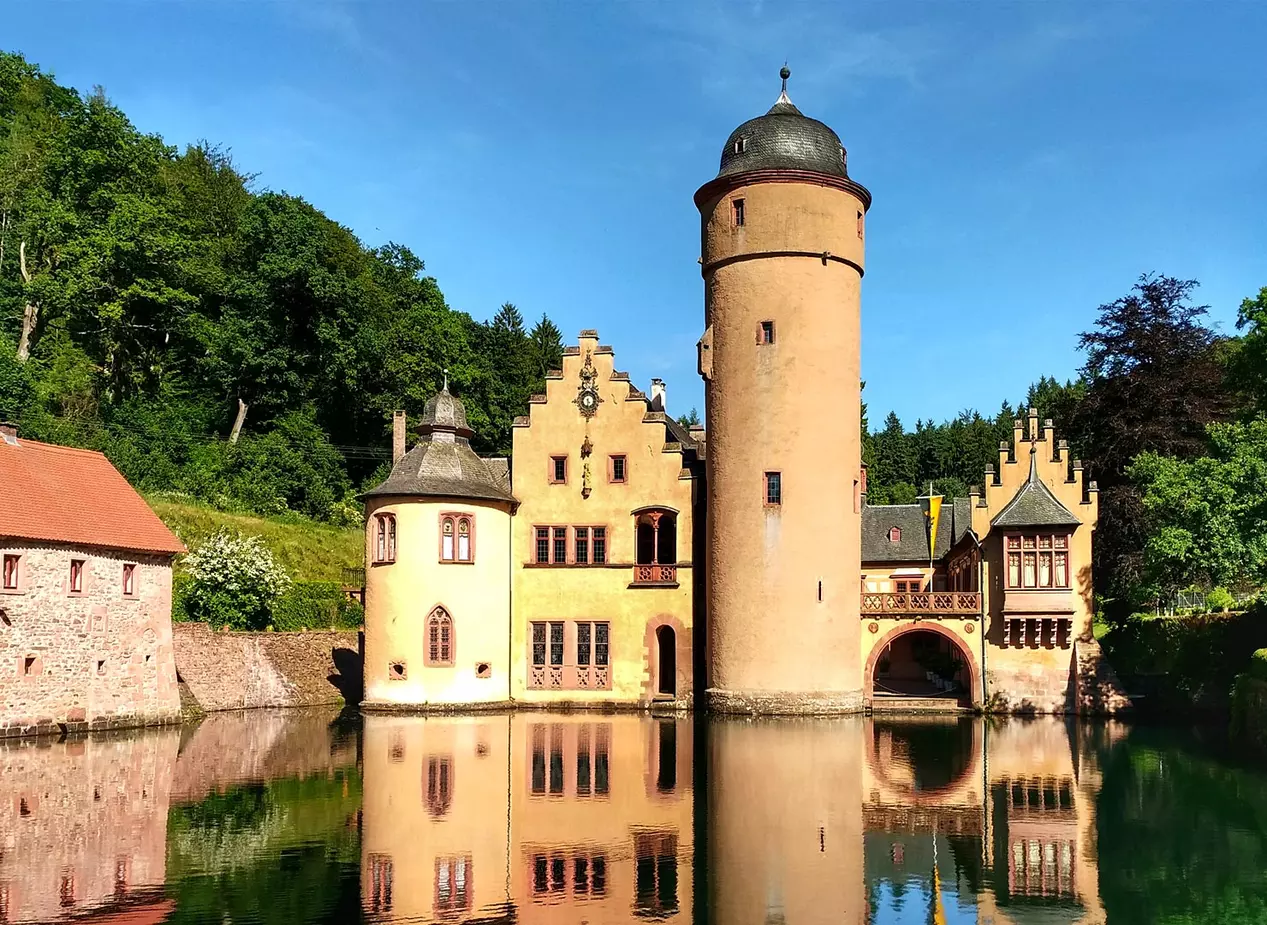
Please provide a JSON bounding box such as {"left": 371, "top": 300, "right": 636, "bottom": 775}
{"left": 2, "top": 709, "right": 1266, "bottom": 923}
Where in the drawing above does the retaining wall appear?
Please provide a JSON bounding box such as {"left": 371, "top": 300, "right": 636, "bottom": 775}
{"left": 172, "top": 623, "right": 362, "bottom": 713}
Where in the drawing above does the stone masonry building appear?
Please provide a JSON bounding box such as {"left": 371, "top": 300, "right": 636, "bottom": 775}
{"left": 0, "top": 423, "right": 184, "bottom": 736}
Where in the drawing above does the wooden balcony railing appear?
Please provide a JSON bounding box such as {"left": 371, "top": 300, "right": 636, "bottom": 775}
{"left": 861, "top": 591, "right": 981, "bottom": 617}
{"left": 633, "top": 564, "right": 677, "bottom": 586}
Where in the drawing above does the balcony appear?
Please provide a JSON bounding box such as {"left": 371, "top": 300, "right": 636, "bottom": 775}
{"left": 861, "top": 591, "right": 982, "bottom": 618}
{"left": 632, "top": 564, "right": 678, "bottom": 587}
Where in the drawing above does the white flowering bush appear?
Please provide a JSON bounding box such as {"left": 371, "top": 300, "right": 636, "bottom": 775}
{"left": 181, "top": 530, "right": 291, "bottom": 630}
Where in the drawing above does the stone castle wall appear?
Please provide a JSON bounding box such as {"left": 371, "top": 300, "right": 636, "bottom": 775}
{"left": 0, "top": 543, "right": 181, "bottom": 737}
{"left": 171, "top": 623, "right": 361, "bottom": 713}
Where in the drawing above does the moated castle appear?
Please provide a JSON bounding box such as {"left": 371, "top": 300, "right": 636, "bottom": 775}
{"left": 360, "top": 69, "right": 1128, "bottom": 716}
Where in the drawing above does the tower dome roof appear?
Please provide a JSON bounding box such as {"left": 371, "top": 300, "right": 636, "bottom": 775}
{"left": 715, "top": 67, "right": 851, "bottom": 180}
{"left": 420, "top": 386, "right": 472, "bottom": 437}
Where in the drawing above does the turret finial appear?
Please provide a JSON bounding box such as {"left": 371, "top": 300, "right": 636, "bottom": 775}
{"left": 443, "top": 368, "right": 449, "bottom": 392}
{"left": 774, "top": 64, "right": 793, "bottom": 108}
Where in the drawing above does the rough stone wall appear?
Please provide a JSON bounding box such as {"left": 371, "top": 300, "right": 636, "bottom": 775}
{"left": 0, "top": 727, "right": 179, "bottom": 921}
{"left": 171, "top": 623, "right": 361, "bottom": 712}
{"left": 0, "top": 543, "right": 181, "bottom": 737}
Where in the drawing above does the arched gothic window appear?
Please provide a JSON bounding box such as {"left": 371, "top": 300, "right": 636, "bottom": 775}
{"left": 374, "top": 514, "right": 397, "bottom": 564}
{"left": 427, "top": 607, "right": 454, "bottom": 666}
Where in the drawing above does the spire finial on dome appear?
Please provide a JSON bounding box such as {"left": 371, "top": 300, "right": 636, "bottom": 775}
{"left": 774, "top": 64, "right": 794, "bottom": 109}
{"left": 443, "top": 367, "right": 449, "bottom": 392}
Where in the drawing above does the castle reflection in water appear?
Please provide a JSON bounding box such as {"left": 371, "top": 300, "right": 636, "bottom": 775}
{"left": 0, "top": 710, "right": 1123, "bottom": 924}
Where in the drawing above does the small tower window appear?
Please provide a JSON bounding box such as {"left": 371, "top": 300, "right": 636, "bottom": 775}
{"left": 732, "top": 198, "right": 745, "bottom": 227}
{"left": 764, "top": 472, "right": 782, "bottom": 506}
{"left": 550, "top": 456, "right": 568, "bottom": 484}
{"left": 758, "top": 321, "right": 775, "bottom": 345}
{"left": 427, "top": 607, "right": 454, "bottom": 666}
{"left": 733, "top": 137, "right": 747, "bottom": 155}
{"left": 857, "top": 210, "right": 864, "bottom": 239}
{"left": 374, "top": 514, "right": 397, "bottom": 564}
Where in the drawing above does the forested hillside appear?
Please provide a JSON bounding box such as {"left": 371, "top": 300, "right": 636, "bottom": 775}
{"left": 0, "top": 51, "right": 563, "bottom": 524}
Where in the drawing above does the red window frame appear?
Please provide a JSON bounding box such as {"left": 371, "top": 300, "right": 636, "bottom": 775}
{"left": 549, "top": 455, "right": 568, "bottom": 484}
{"left": 122, "top": 563, "right": 137, "bottom": 597}
{"left": 609, "top": 455, "right": 627, "bottom": 484}
{"left": 69, "top": 559, "right": 85, "bottom": 595}
{"left": 1005, "top": 534, "right": 1071, "bottom": 589}
{"left": 426, "top": 607, "right": 454, "bottom": 666}
{"left": 425, "top": 756, "right": 452, "bottom": 818}
{"left": 764, "top": 471, "right": 782, "bottom": 506}
{"left": 374, "top": 514, "right": 397, "bottom": 564}
{"left": 440, "top": 512, "right": 474, "bottom": 563}
{"left": 2, "top": 554, "right": 18, "bottom": 591}
{"left": 434, "top": 856, "right": 472, "bottom": 913}
{"left": 888, "top": 526, "right": 901, "bottom": 543}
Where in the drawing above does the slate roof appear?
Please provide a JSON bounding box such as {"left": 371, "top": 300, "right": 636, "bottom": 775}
{"left": 364, "top": 389, "right": 516, "bottom": 504}
{"left": 717, "top": 70, "right": 852, "bottom": 180}
{"left": 862, "top": 496, "right": 973, "bottom": 564}
{"left": 992, "top": 449, "right": 1081, "bottom": 529}
{"left": 0, "top": 436, "right": 185, "bottom": 555}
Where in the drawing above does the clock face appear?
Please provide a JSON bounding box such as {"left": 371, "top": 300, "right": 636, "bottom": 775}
{"left": 580, "top": 390, "right": 597, "bottom": 411}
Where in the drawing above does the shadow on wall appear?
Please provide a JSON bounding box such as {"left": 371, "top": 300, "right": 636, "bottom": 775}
{"left": 331, "top": 647, "right": 363, "bottom": 706}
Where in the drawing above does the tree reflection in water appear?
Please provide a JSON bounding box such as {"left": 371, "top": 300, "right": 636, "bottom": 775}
{"left": 0, "top": 710, "right": 1264, "bottom": 923}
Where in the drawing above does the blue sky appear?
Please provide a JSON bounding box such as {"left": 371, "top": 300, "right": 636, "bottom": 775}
{"left": 7, "top": 2, "right": 1266, "bottom": 428}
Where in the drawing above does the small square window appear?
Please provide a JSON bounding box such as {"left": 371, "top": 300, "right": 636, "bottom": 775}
{"left": 96, "top": 659, "right": 106, "bottom": 676}
{"left": 69, "top": 559, "right": 85, "bottom": 594}
{"left": 732, "top": 198, "right": 745, "bottom": 227}
{"left": 764, "top": 472, "right": 782, "bottom": 506}
{"left": 22, "top": 655, "right": 37, "bottom": 676}
{"left": 389, "top": 661, "right": 407, "bottom": 681}
{"left": 550, "top": 456, "right": 568, "bottom": 484}
{"left": 889, "top": 526, "right": 901, "bottom": 543}
{"left": 610, "top": 455, "right": 627, "bottom": 483}
{"left": 758, "top": 321, "right": 775, "bottom": 345}
{"left": 475, "top": 662, "right": 492, "bottom": 679}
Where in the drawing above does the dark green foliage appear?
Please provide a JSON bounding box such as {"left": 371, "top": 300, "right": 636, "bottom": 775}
{"left": 1101, "top": 605, "right": 1267, "bottom": 712}
{"left": 271, "top": 581, "right": 364, "bottom": 631}
{"left": 0, "top": 52, "right": 561, "bottom": 519}
{"left": 678, "top": 407, "right": 701, "bottom": 428}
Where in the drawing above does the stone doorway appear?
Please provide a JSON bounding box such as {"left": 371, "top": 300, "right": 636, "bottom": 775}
{"left": 869, "top": 626, "right": 977, "bottom": 709}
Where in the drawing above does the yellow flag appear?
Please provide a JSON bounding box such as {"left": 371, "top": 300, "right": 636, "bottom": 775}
{"left": 927, "top": 495, "right": 943, "bottom": 559}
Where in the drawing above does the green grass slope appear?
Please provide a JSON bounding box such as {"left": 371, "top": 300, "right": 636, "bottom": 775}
{"left": 148, "top": 496, "right": 363, "bottom": 582}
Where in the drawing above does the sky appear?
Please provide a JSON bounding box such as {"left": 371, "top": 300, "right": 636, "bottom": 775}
{"left": 6, "top": 1, "right": 1266, "bottom": 428}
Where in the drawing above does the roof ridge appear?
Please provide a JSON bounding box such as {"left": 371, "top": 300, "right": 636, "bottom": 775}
{"left": 2, "top": 439, "right": 109, "bottom": 458}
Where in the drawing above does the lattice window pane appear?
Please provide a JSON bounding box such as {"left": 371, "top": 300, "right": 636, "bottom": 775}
{"left": 531, "top": 622, "right": 546, "bottom": 666}
{"left": 595, "top": 623, "right": 609, "bottom": 667}
{"left": 593, "top": 527, "right": 606, "bottom": 564}
{"left": 577, "top": 622, "right": 592, "bottom": 666}
{"left": 549, "top": 622, "right": 564, "bottom": 666}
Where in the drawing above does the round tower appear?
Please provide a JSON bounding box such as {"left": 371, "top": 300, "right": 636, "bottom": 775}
{"left": 696, "top": 68, "right": 870, "bottom": 714}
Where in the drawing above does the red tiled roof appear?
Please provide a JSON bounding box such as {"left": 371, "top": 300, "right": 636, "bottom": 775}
{"left": 0, "top": 437, "right": 185, "bottom": 555}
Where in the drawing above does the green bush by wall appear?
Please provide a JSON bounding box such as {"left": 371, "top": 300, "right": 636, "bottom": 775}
{"left": 270, "top": 582, "right": 364, "bottom": 632}
{"left": 1102, "top": 605, "right": 1267, "bottom": 712}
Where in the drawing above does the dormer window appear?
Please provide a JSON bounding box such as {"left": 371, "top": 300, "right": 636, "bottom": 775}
{"left": 888, "top": 527, "right": 901, "bottom": 543}
{"left": 733, "top": 136, "right": 747, "bottom": 154}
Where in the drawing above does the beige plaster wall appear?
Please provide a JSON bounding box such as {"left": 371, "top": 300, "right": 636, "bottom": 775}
{"left": 699, "top": 179, "right": 866, "bottom": 706}
{"left": 363, "top": 497, "right": 513, "bottom": 707}
{"left": 510, "top": 332, "right": 696, "bottom": 706}
{"left": 360, "top": 714, "right": 513, "bottom": 922}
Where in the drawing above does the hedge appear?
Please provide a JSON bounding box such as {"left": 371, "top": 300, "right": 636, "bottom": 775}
{"left": 173, "top": 577, "right": 363, "bottom": 631}
{"left": 1102, "top": 605, "right": 1267, "bottom": 712}
{"left": 271, "top": 581, "right": 364, "bottom": 632}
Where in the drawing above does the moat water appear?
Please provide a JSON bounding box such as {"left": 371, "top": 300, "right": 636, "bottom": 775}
{"left": 1, "top": 710, "right": 1264, "bottom": 924}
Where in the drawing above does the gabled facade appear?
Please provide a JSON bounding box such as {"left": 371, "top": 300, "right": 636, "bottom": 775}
{"left": 860, "top": 409, "right": 1127, "bottom": 713}
{"left": 361, "top": 332, "right": 703, "bottom": 713}
{"left": 0, "top": 425, "right": 184, "bottom": 736}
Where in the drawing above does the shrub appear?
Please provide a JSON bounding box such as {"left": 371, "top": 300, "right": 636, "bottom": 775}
{"left": 181, "top": 530, "right": 291, "bottom": 630}
{"left": 271, "top": 581, "right": 363, "bottom": 631}
{"left": 1248, "top": 649, "right": 1267, "bottom": 682}
{"left": 1206, "top": 587, "right": 1236, "bottom": 613}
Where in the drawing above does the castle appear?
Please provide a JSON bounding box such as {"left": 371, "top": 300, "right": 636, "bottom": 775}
{"left": 361, "top": 69, "right": 1125, "bottom": 716}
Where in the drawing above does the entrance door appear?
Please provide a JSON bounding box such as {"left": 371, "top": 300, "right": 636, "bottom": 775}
{"left": 656, "top": 625, "right": 676, "bottom": 697}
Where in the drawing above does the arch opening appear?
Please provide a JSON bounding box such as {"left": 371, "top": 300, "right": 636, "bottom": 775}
{"left": 656, "top": 625, "right": 677, "bottom": 697}
{"left": 868, "top": 626, "right": 978, "bottom": 706}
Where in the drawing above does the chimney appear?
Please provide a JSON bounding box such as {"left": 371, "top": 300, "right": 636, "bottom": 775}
{"left": 0, "top": 421, "right": 16, "bottom": 445}
{"left": 650, "top": 378, "right": 666, "bottom": 411}
{"left": 392, "top": 411, "right": 407, "bottom": 465}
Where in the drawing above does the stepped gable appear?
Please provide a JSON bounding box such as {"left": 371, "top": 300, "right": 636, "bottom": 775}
{"left": 992, "top": 446, "right": 1081, "bottom": 529}
{"left": 364, "top": 388, "right": 516, "bottom": 504}
{"left": 0, "top": 432, "right": 183, "bottom": 554}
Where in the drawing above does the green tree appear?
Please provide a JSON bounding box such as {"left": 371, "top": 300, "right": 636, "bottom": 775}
{"left": 1231, "top": 286, "right": 1267, "bottom": 416}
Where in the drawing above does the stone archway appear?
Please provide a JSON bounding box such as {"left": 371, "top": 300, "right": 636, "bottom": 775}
{"left": 865, "top": 622, "right": 982, "bottom": 708}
